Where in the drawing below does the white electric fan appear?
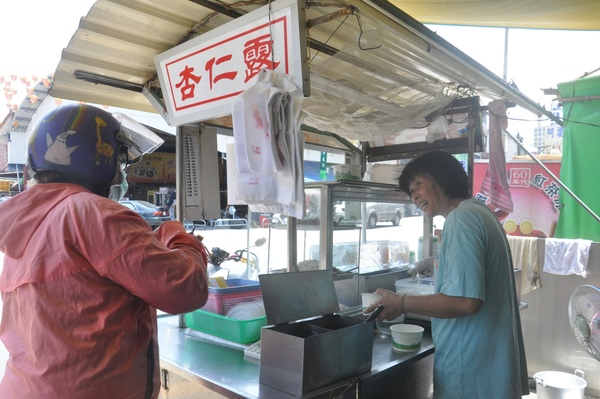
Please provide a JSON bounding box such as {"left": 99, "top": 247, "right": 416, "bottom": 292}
{"left": 568, "top": 285, "right": 600, "bottom": 361}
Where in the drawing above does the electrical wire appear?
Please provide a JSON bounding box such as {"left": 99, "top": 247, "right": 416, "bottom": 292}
{"left": 406, "top": 88, "right": 474, "bottom": 129}
{"left": 306, "top": 6, "right": 383, "bottom": 65}
{"left": 488, "top": 110, "right": 600, "bottom": 128}
{"left": 307, "top": 12, "right": 350, "bottom": 64}
{"left": 353, "top": 8, "right": 382, "bottom": 51}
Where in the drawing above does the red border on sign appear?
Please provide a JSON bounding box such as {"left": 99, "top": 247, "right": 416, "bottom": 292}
{"left": 165, "top": 16, "right": 290, "bottom": 112}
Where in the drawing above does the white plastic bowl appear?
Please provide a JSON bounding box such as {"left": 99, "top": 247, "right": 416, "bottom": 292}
{"left": 376, "top": 314, "right": 405, "bottom": 334}
{"left": 390, "top": 324, "right": 424, "bottom": 352}
{"left": 226, "top": 300, "right": 265, "bottom": 320}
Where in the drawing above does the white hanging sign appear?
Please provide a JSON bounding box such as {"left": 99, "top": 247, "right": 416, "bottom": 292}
{"left": 154, "top": 0, "right": 309, "bottom": 126}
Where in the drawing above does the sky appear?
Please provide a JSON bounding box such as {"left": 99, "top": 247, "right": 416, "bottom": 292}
{"left": 426, "top": 25, "right": 600, "bottom": 144}
{"left": 2, "top": 1, "right": 97, "bottom": 77}
{"left": 0, "top": 0, "right": 173, "bottom": 133}
{"left": 2, "top": 1, "right": 600, "bottom": 145}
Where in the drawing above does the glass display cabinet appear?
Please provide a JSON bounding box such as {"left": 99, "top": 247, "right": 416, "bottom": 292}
{"left": 289, "top": 181, "right": 434, "bottom": 308}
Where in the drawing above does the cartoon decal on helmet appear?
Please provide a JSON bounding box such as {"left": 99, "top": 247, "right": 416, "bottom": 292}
{"left": 44, "top": 130, "right": 79, "bottom": 166}
{"left": 43, "top": 113, "right": 116, "bottom": 168}
{"left": 30, "top": 104, "right": 124, "bottom": 187}
{"left": 94, "top": 116, "right": 114, "bottom": 165}
{"left": 30, "top": 104, "right": 164, "bottom": 188}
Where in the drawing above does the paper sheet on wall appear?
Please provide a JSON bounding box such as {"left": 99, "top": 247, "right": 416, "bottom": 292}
{"left": 183, "top": 134, "right": 202, "bottom": 207}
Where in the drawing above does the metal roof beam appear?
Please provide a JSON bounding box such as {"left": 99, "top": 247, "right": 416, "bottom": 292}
{"left": 349, "top": 0, "right": 560, "bottom": 122}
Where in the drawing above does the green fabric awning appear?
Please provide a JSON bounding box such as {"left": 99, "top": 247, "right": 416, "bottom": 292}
{"left": 555, "top": 76, "right": 600, "bottom": 241}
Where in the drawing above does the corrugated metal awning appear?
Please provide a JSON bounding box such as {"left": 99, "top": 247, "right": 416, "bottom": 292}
{"left": 50, "top": 0, "right": 560, "bottom": 143}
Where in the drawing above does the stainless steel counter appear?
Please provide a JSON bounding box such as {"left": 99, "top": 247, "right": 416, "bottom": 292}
{"left": 158, "top": 315, "right": 434, "bottom": 398}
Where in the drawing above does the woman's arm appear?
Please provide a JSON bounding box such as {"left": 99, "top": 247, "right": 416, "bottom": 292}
{"left": 365, "top": 288, "right": 483, "bottom": 321}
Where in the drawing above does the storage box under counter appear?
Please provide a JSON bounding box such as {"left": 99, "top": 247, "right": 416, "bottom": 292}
{"left": 258, "top": 270, "right": 374, "bottom": 397}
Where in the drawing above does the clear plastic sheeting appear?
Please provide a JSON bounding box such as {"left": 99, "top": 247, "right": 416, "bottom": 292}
{"left": 303, "top": 23, "right": 459, "bottom": 141}
{"left": 367, "top": 112, "right": 471, "bottom": 147}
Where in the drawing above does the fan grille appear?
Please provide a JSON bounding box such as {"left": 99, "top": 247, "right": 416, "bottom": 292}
{"left": 568, "top": 285, "right": 600, "bottom": 362}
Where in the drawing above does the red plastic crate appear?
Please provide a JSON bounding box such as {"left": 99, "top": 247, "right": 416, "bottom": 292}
{"left": 201, "top": 289, "right": 263, "bottom": 315}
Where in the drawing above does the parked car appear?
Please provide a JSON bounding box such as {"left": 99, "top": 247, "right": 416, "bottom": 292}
{"left": 118, "top": 200, "right": 170, "bottom": 229}
{"left": 365, "top": 202, "right": 403, "bottom": 228}
{"left": 403, "top": 203, "right": 422, "bottom": 217}
{"left": 270, "top": 214, "right": 288, "bottom": 225}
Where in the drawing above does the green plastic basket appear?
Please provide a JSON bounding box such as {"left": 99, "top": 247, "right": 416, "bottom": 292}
{"left": 185, "top": 308, "right": 266, "bottom": 344}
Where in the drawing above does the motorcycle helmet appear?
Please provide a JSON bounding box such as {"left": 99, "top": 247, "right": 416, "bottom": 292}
{"left": 28, "top": 104, "right": 164, "bottom": 188}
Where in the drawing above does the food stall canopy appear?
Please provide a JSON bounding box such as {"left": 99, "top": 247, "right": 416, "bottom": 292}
{"left": 389, "top": 0, "right": 600, "bottom": 30}
{"left": 50, "top": 0, "right": 578, "bottom": 145}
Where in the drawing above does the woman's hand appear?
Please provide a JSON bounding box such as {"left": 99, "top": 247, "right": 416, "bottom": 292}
{"left": 408, "top": 256, "right": 434, "bottom": 279}
{"left": 364, "top": 288, "right": 404, "bottom": 321}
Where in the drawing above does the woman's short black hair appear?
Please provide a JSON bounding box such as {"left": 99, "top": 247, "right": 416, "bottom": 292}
{"left": 33, "top": 170, "right": 110, "bottom": 197}
{"left": 398, "top": 151, "right": 470, "bottom": 199}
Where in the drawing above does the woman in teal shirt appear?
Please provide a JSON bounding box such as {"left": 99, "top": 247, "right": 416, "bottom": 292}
{"left": 367, "top": 151, "right": 529, "bottom": 398}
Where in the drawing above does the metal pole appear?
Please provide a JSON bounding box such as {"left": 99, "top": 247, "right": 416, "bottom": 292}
{"left": 503, "top": 28, "right": 509, "bottom": 82}
{"left": 176, "top": 126, "right": 187, "bottom": 328}
{"left": 246, "top": 212, "right": 250, "bottom": 278}
{"left": 16, "top": 167, "right": 21, "bottom": 192}
{"left": 504, "top": 128, "right": 600, "bottom": 223}
{"left": 267, "top": 222, "right": 272, "bottom": 273}
{"left": 287, "top": 217, "right": 297, "bottom": 272}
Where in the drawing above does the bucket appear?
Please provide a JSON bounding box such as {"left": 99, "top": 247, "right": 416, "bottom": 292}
{"left": 534, "top": 370, "right": 586, "bottom": 399}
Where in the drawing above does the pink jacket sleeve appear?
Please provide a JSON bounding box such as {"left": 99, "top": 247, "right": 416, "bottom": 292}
{"left": 95, "top": 218, "right": 210, "bottom": 315}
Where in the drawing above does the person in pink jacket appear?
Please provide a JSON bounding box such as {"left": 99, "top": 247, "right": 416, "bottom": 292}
{"left": 0, "top": 104, "right": 210, "bottom": 399}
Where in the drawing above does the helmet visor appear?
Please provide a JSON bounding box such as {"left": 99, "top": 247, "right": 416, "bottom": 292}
{"left": 113, "top": 112, "right": 164, "bottom": 163}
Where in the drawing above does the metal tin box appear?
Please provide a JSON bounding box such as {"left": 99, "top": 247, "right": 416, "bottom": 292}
{"left": 259, "top": 270, "right": 373, "bottom": 396}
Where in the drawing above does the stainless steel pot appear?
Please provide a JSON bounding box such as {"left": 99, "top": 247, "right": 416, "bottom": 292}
{"left": 534, "top": 370, "right": 586, "bottom": 399}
